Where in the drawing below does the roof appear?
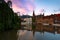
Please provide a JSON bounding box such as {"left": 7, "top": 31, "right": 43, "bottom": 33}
{"left": 20, "top": 15, "right": 32, "bottom": 18}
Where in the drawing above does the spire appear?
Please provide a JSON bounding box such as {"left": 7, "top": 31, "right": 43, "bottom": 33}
{"left": 32, "top": 10, "right": 35, "bottom": 22}
{"left": 33, "top": 11, "right": 35, "bottom": 17}
{"left": 7, "top": 0, "right": 12, "bottom": 8}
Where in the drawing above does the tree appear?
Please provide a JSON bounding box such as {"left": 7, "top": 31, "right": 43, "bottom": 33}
{"left": 0, "top": 1, "right": 21, "bottom": 31}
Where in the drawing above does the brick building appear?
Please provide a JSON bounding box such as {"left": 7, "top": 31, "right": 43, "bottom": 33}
{"left": 33, "top": 11, "right": 60, "bottom": 24}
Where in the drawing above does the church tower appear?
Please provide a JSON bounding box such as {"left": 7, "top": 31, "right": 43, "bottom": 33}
{"left": 32, "top": 11, "right": 36, "bottom": 23}
{"left": 7, "top": 0, "right": 12, "bottom": 8}
{"left": 33, "top": 11, "right": 35, "bottom": 17}
{"left": 32, "top": 11, "right": 36, "bottom": 30}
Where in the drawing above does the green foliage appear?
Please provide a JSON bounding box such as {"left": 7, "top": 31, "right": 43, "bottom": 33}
{"left": 0, "top": 1, "right": 21, "bottom": 31}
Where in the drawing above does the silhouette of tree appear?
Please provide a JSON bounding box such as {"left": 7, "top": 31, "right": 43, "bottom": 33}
{"left": 0, "top": 0, "right": 21, "bottom": 31}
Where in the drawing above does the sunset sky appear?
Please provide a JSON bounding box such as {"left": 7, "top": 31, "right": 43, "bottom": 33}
{"left": 5, "top": 0, "right": 60, "bottom": 16}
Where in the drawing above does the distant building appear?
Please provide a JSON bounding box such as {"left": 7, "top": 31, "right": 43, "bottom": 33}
{"left": 21, "top": 15, "right": 32, "bottom": 26}
{"left": 21, "top": 12, "right": 60, "bottom": 26}
{"left": 54, "top": 13, "right": 60, "bottom": 24}
{"left": 33, "top": 12, "right": 60, "bottom": 24}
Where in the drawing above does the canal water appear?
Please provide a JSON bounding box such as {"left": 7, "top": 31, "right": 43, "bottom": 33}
{"left": 0, "top": 25, "right": 60, "bottom": 40}
{"left": 17, "top": 30, "right": 60, "bottom": 40}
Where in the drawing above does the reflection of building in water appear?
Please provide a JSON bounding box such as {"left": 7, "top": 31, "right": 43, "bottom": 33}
{"left": 40, "top": 31, "right": 44, "bottom": 36}
{"left": 33, "top": 30, "right": 35, "bottom": 36}
{"left": 35, "top": 24, "right": 60, "bottom": 34}
{"left": 56, "top": 27, "right": 60, "bottom": 34}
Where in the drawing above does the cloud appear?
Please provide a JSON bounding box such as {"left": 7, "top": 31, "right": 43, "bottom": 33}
{"left": 12, "top": 4, "right": 27, "bottom": 14}
{"left": 5, "top": 0, "right": 35, "bottom": 15}
{"left": 30, "top": 0, "right": 34, "bottom": 2}
{"left": 26, "top": 3, "right": 34, "bottom": 11}
{"left": 25, "top": 0, "right": 35, "bottom": 11}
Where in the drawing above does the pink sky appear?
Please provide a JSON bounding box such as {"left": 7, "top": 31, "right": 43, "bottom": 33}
{"left": 5, "top": 0, "right": 60, "bottom": 16}
{"left": 5, "top": 0, "right": 35, "bottom": 15}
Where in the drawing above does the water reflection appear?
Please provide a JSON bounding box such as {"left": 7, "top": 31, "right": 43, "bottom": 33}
{"left": 18, "top": 24, "right": 60, "bottom": 40}
{"left": 0, "top": 30, "right": 17, "bottom": 40}
{"left": 32, "top": 24, "right": 36, "bottom": 36}
{"left": 0, "top": 24, "right": 60, "bottom": 40}
{"left": 17, "top": 30, "right": 33, "bottom": 40}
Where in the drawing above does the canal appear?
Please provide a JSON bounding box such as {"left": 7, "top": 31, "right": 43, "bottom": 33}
{"left": 0, "top": 25, "right": 60, "bottom": 40}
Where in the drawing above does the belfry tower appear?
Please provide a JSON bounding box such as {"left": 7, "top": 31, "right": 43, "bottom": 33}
{"left": 32, "top": 11, "right": 36, "bottom": 24}
{"left": 32, "top": 11, "right": 36, "bottom": 30}
{"left": 33, "top": 11, "right": 35, "bottom": 17}
{"left": 7, "top": 0, "right": 12, "bottom": 8}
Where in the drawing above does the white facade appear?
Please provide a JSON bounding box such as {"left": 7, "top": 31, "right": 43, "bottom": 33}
{"left": 21, "top": 18, "right": 32, "bottom": 26}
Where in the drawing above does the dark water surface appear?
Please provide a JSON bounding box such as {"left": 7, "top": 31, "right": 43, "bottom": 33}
{"left": 0, "top": 25, "right": 60, "bottom": 40}
{"left": 0, "top": 30, "right": 17, "bottom": 40}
